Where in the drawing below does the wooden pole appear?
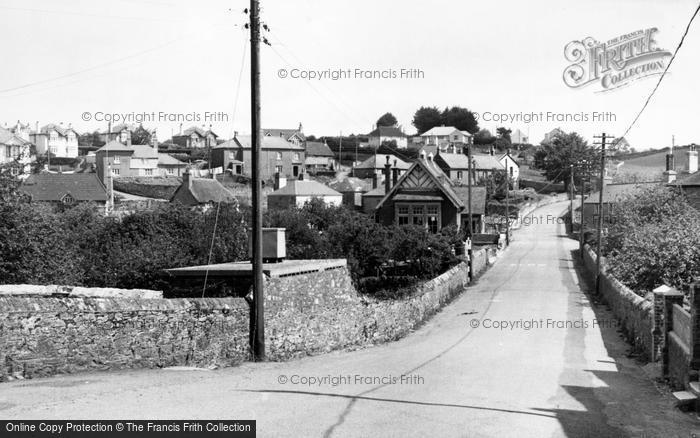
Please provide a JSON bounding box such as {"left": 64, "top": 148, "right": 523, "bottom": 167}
{"left": 593, "top": 133, "right": 609, "bottom": 295}
{"left": 250, "top": 0, "right": 265, "bottom": 361}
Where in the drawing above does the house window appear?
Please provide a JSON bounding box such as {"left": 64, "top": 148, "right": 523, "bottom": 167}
{"left": 293, "top": 165, "right": 299, "bottom": 177}
{"left": 50, "top": 146, "right": 57, "bottom": 154}
{"left": 396, "top": 203, "right": 441, "bottom": 231}
{"left": 145, "top": 168, "right": 153, "bottom": 176}
{"left": 236, "top": 165, "right": 242, "bottom": 174}
{"left": 113, "top": 156, "right": 120, "bottom": 164}
{"left": 412, "top": 206, "right": 424, "bottom": 226}
{"left": 293, "top": 152, "right": 300, "bottom": 162}
{"left": 397, "top": 205, "right": 409, "bottom": 225}
{"left": 457, "top": 171, "right": 463, "bottom": 179}
{"left": 112, "top": 168, "right": 120, "bottom": 175}
{"left": 276, "top": 152, "right": 282, "bottom": 160}
{"left": 426, "top": 205, "right": 439, "bottom": 233}
{"left": 275, "top": 165, "right": 283, "bottom": 174}
{"left": 10, "top": 167, "right": 19, "bottom": 176}
{"left": 167, "top": 168, "right": 174, "bottom": 175}
{"left": 5, "top": 146, "right": 10, "bottom": 158}
{"left": 229, "top": 151, "right": 235, "bottom": 160}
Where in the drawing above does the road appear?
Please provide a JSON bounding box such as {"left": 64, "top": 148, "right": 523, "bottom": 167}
{"left": 1, "top": 201, "right": 696, "bottom": 437}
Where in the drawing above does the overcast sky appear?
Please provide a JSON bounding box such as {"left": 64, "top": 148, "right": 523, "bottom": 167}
{"left": 0, "top": 0, "right": 698, "bottom": 150}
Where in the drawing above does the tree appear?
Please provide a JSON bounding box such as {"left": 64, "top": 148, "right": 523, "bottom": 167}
{"left": 474, "top": 129, "right": 496, "bottom": 145}
{"left": 412, "top": 106, "right": 442, "bottom": 134}
{"left": 376, "top": 112, "right": 398, "bottom": 128}
{"left": 440, "top": 106, "right": 479, "bottom": 134}
{"left": 496, "top": 127, "right": 512, "bottom": 143}
{"left": 132, "top": 125, "right": 152, "bottom": 146}
{"left": 534, "top": 131, "right": 599, "bottom": 192}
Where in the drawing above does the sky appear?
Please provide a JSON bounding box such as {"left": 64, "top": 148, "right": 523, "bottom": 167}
{"left": 0, "top": 0, "right": 698, "bottom": 150}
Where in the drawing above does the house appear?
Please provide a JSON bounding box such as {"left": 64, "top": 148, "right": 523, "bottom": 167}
{"left": 171, "top": 125, "right": 218, "bottom": 149}
{"left": 267, "top": 175, "right": 343, "bottom": 210}
{"left": 433, "top": 152, "right": 505, "bottom": 185}
{"left": 30, "top": 123, "right": 79, "bottom": 158}
{"left": 582, "top": 181, "right": 659, "bottom": 228}
{"left": 511, "top": 128, "right": 529, "bottom": 144}
{"left": 0, "top": 127, "right": 34, "bottom": 174}
{"left": 95, "top": 141, "right": 168, "bottom": 186}
{"left": 170, "top": 172, "right": 237, "bottom": 206}
{"left": 419, "top": 126, "right": 473, "bottom": 150}
{"left": 5, "top": 121, "right": 32, "bottom": 141}
{"left": 158, "top": 153, "right": 188, "bottom": 177}
{"left": 264, "top": 123, "right": 305, "bottom": 147}
{"left": 305, "top": 141, "right": 336, "bottom": 172}
{"left": 541, "top": 127, "right": 565, "bottom": 145}
{"left": 211, "top": 134, "right": 305, "bottom": 181}
{"left": 353, "top": 154, "right": 410, "bottom": 179}
{"left": 499, "top": 150, "right": 520, "bottom": 189}
{"left": 329, "top": 177, "right": 370, "bottom": 208}
{"left": 98, "top": 123, "right": 138, "bottom": 145}
{"left": 367, "top": 126, "right": 408, "bottom": 149}
{"left": 20, "top": 173, "right": 107, "bottom": 206}
{"left": 672, "top": 145, "right": 700, "bottom": 210}
{"left": 373, "top": 154, "right": 487, "bottom": 233}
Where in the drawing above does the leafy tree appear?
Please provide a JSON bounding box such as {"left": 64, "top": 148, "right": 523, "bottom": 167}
{"left": 412, "top": 106, "right": 443, "bottom": 134}
{"left": 533, "top": 131, "right": 599, "bottom": 192}
{"left": 376, "top": 112, "right": 398, "bottom": 127}
{"left": 440, "top": 106, "right": 479, "bottom": 134}
{"left": 496, "top": 127, "right": 512, "bottom": 143}
{"left": 474, "top": 129, "right": 496, "bottom": 145}
{"left": 131, "top": 125, "right": 152, "bottom": 146}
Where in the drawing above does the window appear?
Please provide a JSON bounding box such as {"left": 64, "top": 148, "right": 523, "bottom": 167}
{"left": 275, "top": 165, "right": 283, "bottom": 174}
{"left": 396, "top": 203, "right": 441, "bottom": 231}
{"left": 457, "top": 171, "right": 463, "bottom": 179}
{"left": 61, "top": 194, "right": 75, "bottom": 205}
{"left": 236, "top": 165, "right": 242, "bottom": 174}
{"left": 145, "top": 168, "right": 153, "bottom": 176}
{"left": 113, "top": 156, "right": 120, "bottom": 164}
{"left": 293, "top": 152, "right": 300, "bottom": 162}
{"left": 5, "top": 146, "right": 10, "bottom": 158}
{"left": 397, "top": 205, "right": 409, "bottom": 225}
{"left": 276, "top": 152, "right": 282, "bottom": 160}
{"left": 412, "top": 206, "right": 424, "bottom": 226}
{"left": 167, "top": 168, "right": 174, "bottom": 175}
{"left": 50, "top": 146, "right": 57, "bottom": 154}
{"left": 293, "top": 165, "right": 299, "bottom": 177}
{"left": 112, "top": 168, "right": 120, "bottom": 175}
{"left": 426, "top": 205, "right": 439, "bottom": 233}
{"left": 229, "top": 151, "right": 235, "bottom": 160}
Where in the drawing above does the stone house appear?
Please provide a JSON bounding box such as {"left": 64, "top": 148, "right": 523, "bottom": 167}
{"left": 171, "top": 125, "right": 218, "bottom": 149}
{"left": 98, "top": 123, "right": 138, "bottom": 145}
{"left": 211, "top": 134, "right": 305, "bottom": 181}
{"left": 96, "top": 141, "right": 184, "bottom": 186}
{"left": 419, "top": 126, "right": 473, "bottom": 150}
{"left": 264, "top": 124, "right": 306, "bottom": 147}
{"left": 304, "top": 141, "right": 336, "bottom": 172}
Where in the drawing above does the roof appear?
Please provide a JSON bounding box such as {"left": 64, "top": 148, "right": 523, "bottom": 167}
{"left": 176, "top": 126, "right": 217, "bottom": 138}
{"left": 132, "top": 145, "right": 159, "bottom": 159}
{"left": 268, "top": 180, "right": 342, "bottom": 197}
{"left": 329, "top": 177, "right": 370, "bottom": 193}
{"left": 0, "top": 128, "right": 31, "bottom": 146}
{"left": 305, "top": 156, "right": 331, "bottom": 166}
{"left": 96, "top": 140, "right": 134, "bottom": 153}
{"left": 355, "top": 154, "right": 410, "bottom": 170}
{"left": 264, "top": 128, "right": 305, "bottom": 142}
{"left": 675, "top": 172, "right": 700, "bottom": 186}
{"left": 471, "top": 154, "right": 504, "bottom": 170}
{"left": 158, "top": 153, "right": 186, "bottom": 166}
{"left": 305, "top": 141, "right": 334, "bottom": 157}
{"left": 420, "top": 126, "right": 461, "bottom": 137}
{"left": 38, "top": 123, "right": 78, "bottom": 137}
{"left": 368, "top": 126, "right": 406, "bottom": 138}
{"left": 363, "top": 186, "right": 386, "bottom": 197}
{"left": 20, "top": 173, "right": 107, "bottom": 202}
{"left": 452, "top": 186, "right": 487, "bottom": 215}
{"left": 215, "top": 135, "right": 305, "bottom": 151}
{"left": 436, "top": 152, "right": 504, "bottom": 170}
{"left": 583, "top": 182, "right": 660, "bottom": 204}
{"left": 181, "top": 178, "right": 237, "bottom": 204}
{"left": 436, "top": 153, "right": 470, "bottom": 169}
{"left": 107, "top": 123, "right": 138, "bottom": 133}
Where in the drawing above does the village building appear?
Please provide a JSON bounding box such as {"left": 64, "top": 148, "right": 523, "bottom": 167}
{"left": 264, "top": 124, "right": 306, "bottom": 147}
{"left": 329, "top": 177, "right": 370, "bottom": 208}
{"left": 98, "top": 123, "right": 138, "bottom": 145}
{"left": 367, "top": 126, "right": 408, "bottom": 149}
{"left": 211, "top": 134, "right": 305, "bottom": 181}
{"left": 0, "top": 127, "right": 34, "bottom": 173}
{"left": 171, "top": 125, "right": 218, "bottom": 149}
{"left": 95, "top": 141, "right": 185, "bottom": 186}
{"left": 30, "top": 123, "right": 79, "bottom": 158}
{"left": 267, "top": 174, "right": 342, "bottom": 209}
{"left": 20, "top": 173, "right": 107, "bottom": 207}
{"left": 353, "top": 154, "right": 410, "bottom": 179}
{"left": 372, "top": 154, "right": 487, "bottom": 233}
{"left": 170, "top": 171, "right": 237, "bottom": 206}
{"left": 304, "top": 141, "right": 336, "bottom": 173}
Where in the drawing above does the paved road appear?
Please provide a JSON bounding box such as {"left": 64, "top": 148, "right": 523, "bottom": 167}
{"left": 1, "top": 201, "right": 696, "bottom": 437}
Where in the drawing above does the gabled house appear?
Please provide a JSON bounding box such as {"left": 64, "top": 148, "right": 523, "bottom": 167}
{"left": 264, "top": 123, "right": 305, "bottom": 147}
{"left": 353, "top": 154, "right": 410, "bottom": 179}
{"left": 5, "top": 121, "right": 32, "bottom": 141}
{"left": 305, "top": 141, "right": 336, "bottom": 172}
{"left": 373, "top": 154, "right": 487, "bottom": 233}
{"left": 20, "top": 173, "right": 107, "bottom": 207}
{"left": 582, "top": 181, "right": 659, "bottom": 228}
{"left": 367, "top": 126, "right": 408, "bottom": 149}
{"left": 95, "top": 141, "right": 172, "bottom": 186}
{"left": 171, "top": 125, "right": 218, "bottom": 149}
{"left": 211, "top": 134, "right": 305, "bottom": 181}
{"left": 0, "top": 127, "right": 34, "bottom": 174}
{"left": 170, "top": 172, "right": 237, "bottom": 206}
{"left": 499, "top": 150, "right": 520, "bottom": 188}
{"left": 157, "top": 153, "right": 188, "bottom": 177}
{"left": 267, "top": 175, "right": 343, "bottom": 210}
{"left": 30, "top": 123, "right": 79, "bottom": 158}
{"left": 99, "top": 123, "right": 138, "bottom": 145}
{"left": 329, "top": 177, "right": 370, "bottom": 208}
{"left": 434, "top": 152, "right": 506, "bottom": 185}
{"left": 511, "top": 128, "right": 529, "bottom": 144}
{"left": 419, "top": 126, "right": 473, "bottom": 151}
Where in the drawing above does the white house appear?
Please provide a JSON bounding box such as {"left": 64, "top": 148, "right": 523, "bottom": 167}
{"left": 267, "top": 176, "right": 343, "bottom": 209}
{"left": 499, "top": 151, "right": 520, "bottom": 189}
{"left": 30, "top": 123, "right": 79, "bottom": 158}
{"left": 419, "top": 126, "right": 473, "bottom": 147}
{"left": 368, "top": 126, "right": 408, "bottom": 149}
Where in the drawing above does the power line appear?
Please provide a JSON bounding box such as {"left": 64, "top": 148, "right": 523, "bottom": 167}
{"left": 615, "top": 2, "right": 700, "bottom": 144}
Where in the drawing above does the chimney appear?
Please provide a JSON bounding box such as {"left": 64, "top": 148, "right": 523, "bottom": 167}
{"left": 489, "top": 145, "right": 494, "bottom": 156}
{"left": 179, "top": 123, "right": 183, "bottom": 135}
{"left": 107, "top": 121, "right": 112, "bottom": 139}
{"left": 298, "top": 122, "right": 303, "bottom": 133}
{"left": 419, "top": 150, "right": 426, "bottom": 160}
{"left": 35, "top": 121, "right": 39, "bottom": 133}
{"left": 428, "top": 152, "right": 434, "bottom": 162}
{"left": 392, "top": 159, "right": 399, "bottom": 186}
{"left": 151, "top": 128, "right": 159, "bottom": 149}
{"left": 274, "top": 172, "right": 287, "bottom": 190}
{"left": 665, "top": 149, "right": 675, "bottom": 171}
{"left": 183, "top": 170, "right": 191, "bottom": 187}
{"left": 372, "top": 172, "right": 378, "bottom": 189}
{"left": 234, "top": 131, "right": 238, "bottom": 138}
{"left": 384, "top": 156, "right": 392, "bottom": 193}
{"left": 687, "top": 144, "right": 698, "bottom": 174}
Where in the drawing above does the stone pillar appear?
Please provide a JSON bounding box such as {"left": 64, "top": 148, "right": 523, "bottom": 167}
{"left": 653, "top": 286, "right": 684, "bottom": 374}
{"left": 691, "top": 283, "right": 700, "bottom": 369}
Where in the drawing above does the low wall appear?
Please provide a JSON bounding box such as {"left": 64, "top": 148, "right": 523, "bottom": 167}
{"left": 582, "top": 244, "right": 654, "bottom": 360}
{"left": 1, "top": 260, "right": 491, "bottom": 381}
{"left": 668, "top": 332, "right": 692, "bottom": 389}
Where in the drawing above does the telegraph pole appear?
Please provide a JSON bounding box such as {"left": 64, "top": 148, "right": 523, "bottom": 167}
{"left": 578, "top": 160, "right": 586, "bottom": 258}
{"left": 592, "top": 133, "right": 610, "bottom": 295}
{"left": 339, "top": 131, "right": 342, "bottom": 172}
{"left": 504, "top": 176, "right": 510, "bottom": 246}
{"left": 569, "top": 164, "right": 574, "bottom": 226}
{"left": 467, "top": 144, "right": 474, "bottom": 280}
{"left": 250, "top": 0, "right": 265, "bottom": 361}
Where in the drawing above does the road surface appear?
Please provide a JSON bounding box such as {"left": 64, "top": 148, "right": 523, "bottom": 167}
{"left": 1, "top": 201, "right": 696, "bottom": 437}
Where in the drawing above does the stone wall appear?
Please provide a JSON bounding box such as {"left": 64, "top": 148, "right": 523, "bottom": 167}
{"left": 582, "top": 244, "right": 654, "bottom": 360}
{"left": 1, "top": 256, "right": 498, "bottom": 381}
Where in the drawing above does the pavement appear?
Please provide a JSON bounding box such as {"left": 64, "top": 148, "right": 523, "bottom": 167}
{"left": 1, "top": 201, "right": 698, "bottom": 437}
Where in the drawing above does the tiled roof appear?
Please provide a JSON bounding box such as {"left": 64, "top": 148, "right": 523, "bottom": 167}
{"left": 0, "top": 127, "right": 30, "bottom": 145}
{"left": 132, "top": 145, "right": 159, "bottom": 159}
{"left": 158, "top": 153, "right": 186, "bottom": 166}
{"left": 436, "top": 152, "right": 504, "bottom": 170}
{"left": 177, "top": 126, "right": 216, "bottom": 138}
{"left": 355, "top": 154, "right": 410, "bottom": 170}
{"left": 106, "top": 123, "right": 138, "bottom": 134}
{"left": 231, "top": 135, "right": 305, "bottom": 151}
{"left": 95, "top": 140, "right": 133, "bottom": 153}
{"left": 305, "top": 141, "right": 334, "bottom": 157}
{"left": 264, "top": 128, "right": 305, "bottom": 141}
{"left": 583, "top": 182, "right": 660, "bottom": 204}
{"left": 368, "top": 126, "right": 406, "bottom": 138}
{"left": 471, "top": 154, "right": 504, "bottom": 170}
{"left": 452, "top": 186, "right": 487, "bottom": 215}
{"left": 268, "top": 180, "right": 342, "bottom": 197}
{"left": 38, "top": 123, "right": 78, "bottom": 137}
{"left": 329, "top": 177, "right": 370, "bottom": 193}
{"left": 187, "top": 179, "right": 237, "bottom": 203}
{"left": 305, "top": 156, "right": 331, "bottom": 166}
{"left": 420, "top": 126, "right": 460, "bottom": 137}
{"left": 20, "top": 173, "right": 107, "bottom": 202}
{"left": 436, "top": 153, "right": 470, "bottom": 169}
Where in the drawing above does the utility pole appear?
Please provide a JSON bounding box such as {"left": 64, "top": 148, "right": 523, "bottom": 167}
{"left": 504, "top": 175, "right": 510, "bottom": 246}
{"left": 569, "top": 164, "right": 574, "bottom": 227}
{"left": 339, "top": 131, "right": 342, "bottom": 172}
{"left": 578, "top": 160, "right": 586, "bottom": 258}
{"left": 249, "top": 0, "right": 265, "bottom": 361}
{"left": 467, "top": 144, "right": 474, "bottom": 280}
{"left": 592, "top": 133, "right": 610, "bottom": 295}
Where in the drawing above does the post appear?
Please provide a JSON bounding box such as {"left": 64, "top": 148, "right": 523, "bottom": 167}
{"left": 504, "top": 175, "right": 509, "bottom": 245}
{"left": 467, "top": 144, "right": 474, "bottom": 279}
{"left": 569, "top": 164, "right": 574, "bottom": 224}
{"left": 249, "top": 0, "right": 265, "bottom": 361}
{"left": 338, "top": 131, "right": 342, "bottom": 171}
{"left": 579, "top": 162, "right": 585, "bottom": 257}
{"left": 593, "top": 133, "right": 609, "bottom": 295}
